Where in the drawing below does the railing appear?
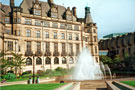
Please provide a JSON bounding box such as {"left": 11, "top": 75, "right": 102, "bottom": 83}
{"left": 35, "top": 51, "right": 42, "bottom": 56}
{"left": 25, "top": 51, "right": 33, "bottom": 56}
{"left": 44, "top": 51, "right": 51, "bottom": 56}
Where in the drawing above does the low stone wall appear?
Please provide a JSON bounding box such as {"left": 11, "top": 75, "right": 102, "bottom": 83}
{"left": 113, "top": 81, "right": 135, "bottom": 90}
{"left": 69, "top": 82, "right": 81, "bottom": 90}
{"left": 106, "top": 81, "right": 120, "bottom": 90}
{"left": 106, "top": 81, "right": 135, "bottom": 90}
{"left": 54, "top": 82, "right": 81, "bottom": 90}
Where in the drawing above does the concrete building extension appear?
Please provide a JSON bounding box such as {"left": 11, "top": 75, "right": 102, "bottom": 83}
{"left": 0, "top": 0, "right": 99, "bottom": 73}
{"left": 99, "top": 32, "right": 135, "bottom": 58}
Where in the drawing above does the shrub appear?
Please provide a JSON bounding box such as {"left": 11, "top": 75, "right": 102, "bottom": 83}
{"left": 22, "top": 71, "right": 32, "bottom": 76}
{"left": 55, "top": 67, "right": 63, "bottom": 72}
{"left": 21, "top": 74, "right": 33, "bottom": 78}
{"left": 45, "top": 69, "right": 53, "bottom": 74}
{"left": 36, "top": 70, "right": 44, "bottom": 76}
{"left": 4, "top": 73, "right": 16, "bottom": 80}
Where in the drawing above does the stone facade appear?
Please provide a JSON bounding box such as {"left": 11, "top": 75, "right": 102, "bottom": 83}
{"left": 0, "top": 0, "right": 99, "bottom": 73}
{"left": 99, "top": 32, "right": 135, "bottom": 58}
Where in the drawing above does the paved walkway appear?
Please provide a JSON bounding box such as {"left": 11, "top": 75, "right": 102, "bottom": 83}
{"left": 0, "top": 78, "right": 55, "bottom": 87}
{"left": 80, "top": 77, "right": 135, "bottom": 90}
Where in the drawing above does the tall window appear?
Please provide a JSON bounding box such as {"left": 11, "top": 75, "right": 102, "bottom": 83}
{"left": 62, "top": 43, "right": 66, "bottom": 52}
{"left": 14, "top": 18, "right": 21, "bottom": 24}
{"left": 67, "top": 24, "right": 72, "bottom": 30}
{"left": 62, "top": 57, "right": 66, "bottom": 64}
{"left": 5, "top": 18, "right": 10, "bottom": 24}
{"left": 46, "top": 42, "right": 50, "bottom": 52}
{"left": 75, "top": 34, "right": 79, "bottom": 40}
{"left": 36, "top": 30, "right": 40, "bottom": 38}
{"left": 26, "top": 29, "right": 31, "bottom": 37}
{"left": 25, "top": 19, "right": 32, "bottom": 25}
{"left": 61, "top": 33, "right": 65, "bottom": 39}
{"left": 16, "top": 30, "right": 21, "bottom": 36}
{"left": 26, "top": 57, "right": 32, "bottom": 65}
{"left": 95, "top": 46, "right": 97, "bottom": 54}
{"left": 37, "top": 42, "right": 41, "bottom": 52}
{"left": 8, "top": 41, "right": 13, "bottom": 51}
{"left": 94, "top": 36, "right": 97, "bottom": 42}
{"left": 5, "top": 29, "right": 11, "bottom": 34}
{"left": 69, "top": 34, "right": 72, "bottom": 40}
{"left": 26, "top": 41, "right": 31, "bottom": 51}
{"left": 76, "top": 44, "right": 80, "bottom": 55}
{"left": 43, "top": 21, "right": 50, "bottom": 27}
{"left": 93, "top": 29, "right": 96, "bottom": 33}
{"left": 69, "top": 57, "right": 74, "bottom": 64}
{"left": 74, "top": 25, "right": 79, "bottom": 30}
{"left": 46, "top": 57, "right": 51, "bottom": 64}
{"left": 36, "top": 57, "right": 42, "bottom": 65}
{"left": 45, "top": 32, "right": 49, "bottom": 38}
{"left": 69, "top": 43, "right": 73, "bottom": 53}
{"left": 60, "top": 23, "right": 65, "bottom": 29}
{"left": 54, "top": 32, "right": 57, "bottom": 39}
{"left": 54, "top": 43, "right": 58, "bottom": 51}
{"left": 52, "top": 22, "right": 58, "bottom": 28}
{"left": 35, "top": 20, "right": 41, "bottom": 26}
{"left": 34, "top": 10, "right": 41, "bottom": 16}
{"left": 54, "top": 57, "right": 59, "bottom": 64}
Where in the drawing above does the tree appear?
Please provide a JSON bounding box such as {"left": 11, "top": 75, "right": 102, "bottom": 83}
{"left": 0, "top": 52, "right": 7, "bottom": 74}
{"left": 12, "top": 53, "right": 25, "bottom": 76}
{"left": 99, "top": 55, "right": 112, "bottom": 65}
{"left": 113, "top": 55, "right": 122, "bottom": 64}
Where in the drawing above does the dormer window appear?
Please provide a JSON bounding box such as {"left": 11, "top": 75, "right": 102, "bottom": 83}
{"left": 51, "top": 12, "right": 57, "bottom": 18}
{"left": 34, "top": 10, "right": 41, "bottom": 16}
{"left": 32, "top": 1, "right": 42, "bottom": 16}
{"left": 67, "top": 15, "right": 72, "bottom": 21}
{"left": 50, "top": 4, "right": 58, "bottom": 18}
{"left": 66, "top": 7, "right": 73, "bottom": 21}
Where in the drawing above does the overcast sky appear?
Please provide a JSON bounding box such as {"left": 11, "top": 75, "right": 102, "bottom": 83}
{"left": 1, "top": 0, "right": 135, "bottom": 38}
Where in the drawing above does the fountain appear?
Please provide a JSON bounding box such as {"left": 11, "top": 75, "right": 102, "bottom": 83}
{"left": 72, "top": 47, "right": 103, "bottom": 80}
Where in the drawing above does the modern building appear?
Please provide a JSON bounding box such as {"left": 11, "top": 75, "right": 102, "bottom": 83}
{"left": 103, "top": 33, "right": 127, "bottom": 39}
{"left": 0, "top": 0, "right": 99, "bottom": 73}
{"left": 99, "top": 50, "right": 108, "bottom": 56}
{"left": 99, "top": 32, "right": 135, "bottom": 58}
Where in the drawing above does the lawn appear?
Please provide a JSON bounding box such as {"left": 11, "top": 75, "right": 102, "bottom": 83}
{"left": 120, "top": 81, "right": 135, "bottom": 87}
{"left": 1, "top": 83, "right": 66, "bottom": 90}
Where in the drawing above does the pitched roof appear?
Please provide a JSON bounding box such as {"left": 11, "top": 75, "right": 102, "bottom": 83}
{"left": 1, "top": 0, "right": 79, "bottom": 21}
{"left": 2, "top": 4, "right": 11, "bottom": 16}
{"left": 20, "top": 0, "right": 72, "bottom": 19}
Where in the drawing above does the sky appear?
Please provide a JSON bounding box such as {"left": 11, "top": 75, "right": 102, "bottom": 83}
{"left": 1, "top": 0, "right": 135, "bottom": 38}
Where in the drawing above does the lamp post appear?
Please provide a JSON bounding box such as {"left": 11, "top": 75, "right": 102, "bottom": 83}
{"left": 32, "top": 54, "right": 35, "bottom": 84}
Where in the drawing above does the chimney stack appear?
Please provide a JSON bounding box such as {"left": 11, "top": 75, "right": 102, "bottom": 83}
{"left": 10, "top": 0, "right": 14, "bottom": 8}
{"left": 72, "top": 7, "right": 77, "bottom": 17}
{"left": 48, "top": 0, "right": 54, "bottom": 5}
{"left": 35, "top": 0, "right": 39, "bottom": 3}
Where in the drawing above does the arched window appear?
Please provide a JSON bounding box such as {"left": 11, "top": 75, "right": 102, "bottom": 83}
{"left": 36, "top": 57, "right": 42, "bottom": 65}
{"left": 62, "top": 57, "right": 66, "bottom": 64}
{"left": 26, "top": 57, "right": 32, "bottom": 65}
{"left": 46, "top": 57, "right": 51, "bottom": 64}
{"left": 69, "top": 57, "right": 74, "bottom": 64}
{"left": 54, "top": 57, "right": 59, "bottom": 64}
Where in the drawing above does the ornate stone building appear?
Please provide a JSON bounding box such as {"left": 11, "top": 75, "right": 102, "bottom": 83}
{"left": 0, "top": 0, "right": 99, "bottom": 73}
{"left": 99, "top": 32, "right": 135, "bottom": 58}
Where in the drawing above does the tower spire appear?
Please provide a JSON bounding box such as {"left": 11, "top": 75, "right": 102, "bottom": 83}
{"left": 85, "top": 6, "right": 93, "bottom": 24}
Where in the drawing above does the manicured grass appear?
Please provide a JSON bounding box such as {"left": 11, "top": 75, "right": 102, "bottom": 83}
{"left": 120, "top": 81, "right": 135, "bottom": 87}
{"left": 1, "top": 83, "right": 66, "bottom": 90}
